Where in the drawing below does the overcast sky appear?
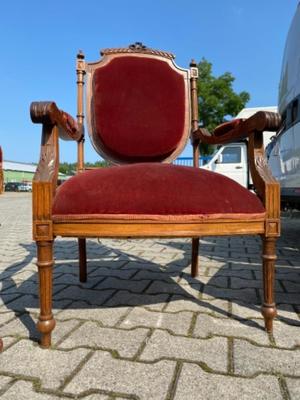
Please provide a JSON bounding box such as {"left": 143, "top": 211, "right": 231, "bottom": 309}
{"left": 0, "top": 0, "right": 299, "bottom": 163}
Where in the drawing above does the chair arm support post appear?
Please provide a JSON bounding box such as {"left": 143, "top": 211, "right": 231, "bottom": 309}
{"left": 190, "top": 60, "right": 200, "bottom": 168}
{"left": 248, "top": 130, "right": 280, "bottom": 236}
{"left": 76, "top": 50, "right": 86, "bottom": 173}
{"left": 32, "top": 122, "right": 58, "bottom": 242}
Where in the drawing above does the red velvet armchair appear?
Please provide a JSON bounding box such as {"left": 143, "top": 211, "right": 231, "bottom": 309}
{"left": 30, "top": 43, "right": 281, "bottom": 348}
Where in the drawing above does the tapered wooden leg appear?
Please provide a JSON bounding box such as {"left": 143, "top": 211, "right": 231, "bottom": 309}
{"left": 191, "top": 238, "right": 199, "bottom": 278}
{"left": 78, "top": 238, "right": 87, "bottom": 283}
{"left": 36, "top": 240, "right": 56, "bottom": 348}
{"left": 0, "top": 338, "right": 3, "bottom": 352}
{"left": 261, "top": 236, "right": 277, "bottom": 333}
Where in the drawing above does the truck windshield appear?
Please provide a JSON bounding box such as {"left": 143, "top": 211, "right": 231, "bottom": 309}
{"left": 220, "top": 146, "right": 241, "bottom": 163}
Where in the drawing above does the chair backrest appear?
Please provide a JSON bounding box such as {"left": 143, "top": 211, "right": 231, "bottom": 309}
{"left": 82, "top": 43, "right": 191, "bottom": 164}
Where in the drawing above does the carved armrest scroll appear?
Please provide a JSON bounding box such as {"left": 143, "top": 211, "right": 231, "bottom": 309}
{"left": 30, "top": 101, "right": 83, "bottom": 141}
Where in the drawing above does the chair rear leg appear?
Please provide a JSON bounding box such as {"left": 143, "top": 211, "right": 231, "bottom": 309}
{"left": 261, "top": 236, "right": 277, "bottom": 333}
{"left": 78, "top": 238, "right": 87, "bottom": 283}
{"left": 191, "top": 238, "right": 199, "bottom": 278}
{"left": 36, "top": 240, "right": 56, "bottom": 348}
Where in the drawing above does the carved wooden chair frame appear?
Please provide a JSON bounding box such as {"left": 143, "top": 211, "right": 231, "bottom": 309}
{"left": 30, "top": 44, "right": 281, "bottom": 348}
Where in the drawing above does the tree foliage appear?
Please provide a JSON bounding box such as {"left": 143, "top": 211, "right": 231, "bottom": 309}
{"left": 197, "top": 58, "right": 250, "bottom": 154}
{"left": 59, "top": 160, "right": 109, "bottom": 175}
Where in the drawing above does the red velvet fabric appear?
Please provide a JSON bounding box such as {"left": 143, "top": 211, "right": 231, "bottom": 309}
{"left": 214, "top": 119, "right": 244, "bottom": 137}
{"left": 91, "top": 56, "right": 186, "bottom": 163}
{"left": 52, "top": 164, "right": 265, "bottom": 218}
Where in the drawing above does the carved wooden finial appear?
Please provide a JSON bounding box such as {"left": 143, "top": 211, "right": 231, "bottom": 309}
{"left": 128, "top": 42, "right": 147, "bottom": 51}
{"left": 77, "top": 50, "right": 85, "bottom": 60}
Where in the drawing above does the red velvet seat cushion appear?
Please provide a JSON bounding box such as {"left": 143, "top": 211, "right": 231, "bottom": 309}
{"left": 91, "top": 56, "right": 186, "bottom": 163}
{"left": 52, "top": 164, "right": 265, "bottom": 220}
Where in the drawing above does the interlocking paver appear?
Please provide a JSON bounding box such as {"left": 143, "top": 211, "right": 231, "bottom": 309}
{"left": 264, "top": 291, "right": 300, "bottom": 304}
{"left": 165, "top": 296, "right": 229, "bottom": 316}
{"left": 234, "top": 339, "right": 300, "bottom": 376}
{"left": 193, "top": 314, "right": 270, "bottom": 345}
{"left": 89, "top": 267, "right": 137, "bottom": 279}
{"left": 0, "top": 340, "right": 90, "bottom": 389}
{"left": 104, "top": 290, "right": 169, "bottom": 311}
{"left": 140, "top": 330, "right": 228, "bottom": 372}
{"left": 56, "top": 300, "right": 130, "bottom": 325}
{"left": 0, "top": 380, "right": 110, "bottom": 399}
{"left": 94, "top": 276, "right": 150, "bottom": 293}
{"left": 1, "top": 381, "right": 65, "bottom": 399}
{"left": 132, "top": 269, "right": 180, "bottom": 282}
{"left": 55, "top": 286, "right": 114, "bottom": 304}
{"left": 0, "top": 294, "right": 71, "bottom": 314}
{"left": 281, "top": 280, "right": 300, "bottom": 293}
{"left": 231, "top": 276, "right": 283, "bottom": 291}
{"left": 52, "top": 272, "right": 104, "bottom": 288}
{"left": 120, "top": 307, "right": 193, "bottom": 335}
{"left": 0, "top": 376, "right": 12, "bottom": 391}
{"left": 231, "top": 301, "right": 262, "bottom": 319}
{"left": 0, "top": 317, "right": 80, "bottom": 345}
{"left": 271, "top": 320, "right": 300, "bottom": 348}
{"left": 59, "top": 322, "right": 149, "bottom": 357}
{"left": 202, "top": 286, "right": 257, "bottom": 302}
{"left": 146, "top": 280, "right": 202, "bottom": 297}
{"left": 174, "top": 364, "right": 282, "bottom": 400}
{"left": 64, "top": 351, "right": 176, "bottom": 399}
{"left": 285, "top": 378, "right": 300, "bottom": 400}
{"left": 180, "top": 274, "right": 228, "bottom": 287}
{"left": 0, "top": 312, "right": 15, "bottom": 325}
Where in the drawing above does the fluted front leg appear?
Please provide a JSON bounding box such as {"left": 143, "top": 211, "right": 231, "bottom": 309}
{"left": 36, "top": 240, "right": 56, "bottom": 348}
{"left": 191, "top": 238, "right": 199, "bottom": 278}
{"left": 261, "top": 236, "right": 277, "bottom": 332}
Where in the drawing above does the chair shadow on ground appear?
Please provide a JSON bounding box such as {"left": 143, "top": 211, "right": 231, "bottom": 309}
{"left": 0, "top": 234, "right": 299, "bottom": 342}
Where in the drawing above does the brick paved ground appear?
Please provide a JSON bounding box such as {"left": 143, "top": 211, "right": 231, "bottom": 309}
{"left": 0, "top": 192, "right": 299, "bottom": 399}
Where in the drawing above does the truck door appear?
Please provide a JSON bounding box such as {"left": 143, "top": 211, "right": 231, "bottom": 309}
{"left": 214, "top": 144, "right": 248, "bottom": 187}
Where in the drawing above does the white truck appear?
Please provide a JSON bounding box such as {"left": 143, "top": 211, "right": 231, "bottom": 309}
{"left": 201, "top": 106, "right": 277, "bottom": 189}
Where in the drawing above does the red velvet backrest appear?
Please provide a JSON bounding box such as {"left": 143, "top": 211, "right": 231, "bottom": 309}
{"left": 86, "top": 47, "right": 190, "bottom": 164}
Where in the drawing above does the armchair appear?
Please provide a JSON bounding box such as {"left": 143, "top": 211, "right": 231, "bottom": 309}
{"left": 31, "top": 43, "right": 281, "bottom": 348}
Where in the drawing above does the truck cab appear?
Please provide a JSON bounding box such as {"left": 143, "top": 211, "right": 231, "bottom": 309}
{"left": 201, "top": 142, "right": 248, "bottom": 188}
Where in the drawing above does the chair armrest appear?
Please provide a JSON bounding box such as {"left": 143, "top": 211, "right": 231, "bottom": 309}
{"left": 192, "top": 111, "right": 281, "bottom": 231}
{"left": 31, "top": 102, "right": 83, "bottom": 239}
{"left": 30, "top": 101, "right": 83, "bottom": 141}
{"left": 191, "top": 111, "right": 281, "bottom": 145}
{"left": 248, "top": 129, "right": 280, "bottom": 228}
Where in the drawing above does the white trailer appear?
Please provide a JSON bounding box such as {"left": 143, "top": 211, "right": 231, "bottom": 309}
{"left": 266, "top": 3, "right": 300, "bottom": 208}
